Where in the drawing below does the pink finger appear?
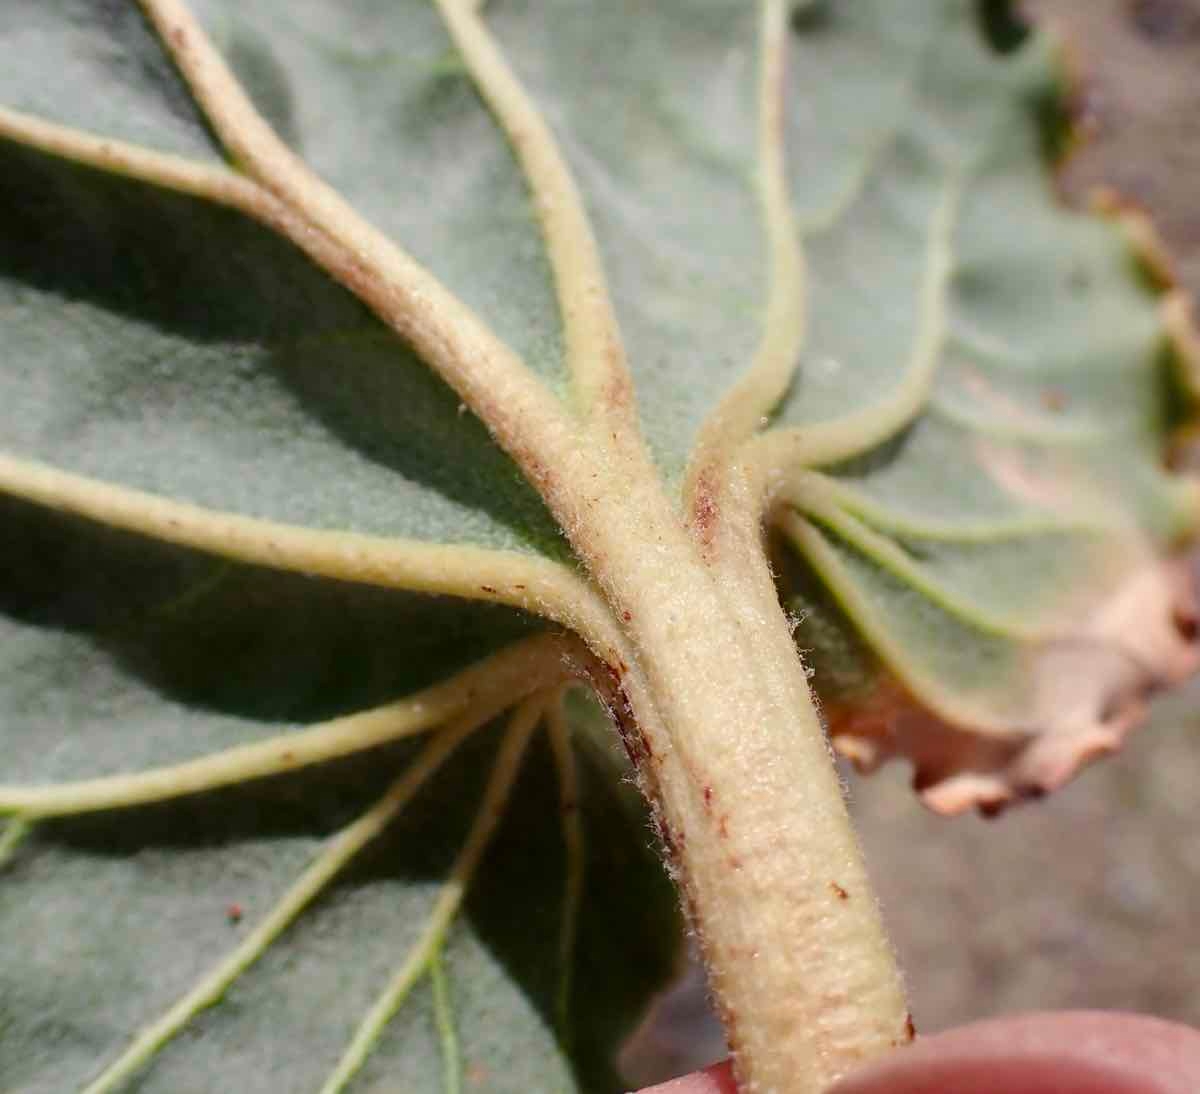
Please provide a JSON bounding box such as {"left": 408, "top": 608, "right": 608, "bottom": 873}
{"left": 832, "top": 1011, "right": 1200, "bottom": 1094}
{"left": 637, "top": 1011, "right": 1200, "bottom": 1094}
{"left": 636, "top": 1058, "right": 735, "bottom": 1094}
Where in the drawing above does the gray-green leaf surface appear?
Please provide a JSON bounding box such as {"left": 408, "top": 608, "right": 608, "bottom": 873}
{"left": 0, "top": 1, "right": 1195, "bottom": 1090}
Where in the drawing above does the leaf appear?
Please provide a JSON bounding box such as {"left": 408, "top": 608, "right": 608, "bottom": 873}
{"left": 0, "top": 1, "right": 566, "bottom": 558}
{"left": 0, "top": 1, "right": 1195, "bottom": 1091}
{"left": 756, "top": 3, "right": 1200, "bottom": 813}
{"left": 0, "top": 4, "right": 682, "bottom": 1085}
{"left": 0, "top": 500, "right": 677, "bottom": 1092}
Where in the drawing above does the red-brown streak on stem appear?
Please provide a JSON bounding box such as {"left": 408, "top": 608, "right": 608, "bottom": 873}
{"left": 689, "top": 467, "right": 721, "bottom": 556}
{"left": 585, "top": 658, "right": 650, "bottom": 772}
{"left": 603, "top": 348, "right": 633, "bottom": 411}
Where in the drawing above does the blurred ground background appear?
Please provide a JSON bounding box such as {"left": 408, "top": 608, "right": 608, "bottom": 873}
{"left": 623, "top": 3, "right": 1200, "bottom": 1085}
{"left": 1029, "top": 0, "right": 1200, "bottom": 301}
{"left": 857, "top": 678, "right": 1200, "bottom": 1032}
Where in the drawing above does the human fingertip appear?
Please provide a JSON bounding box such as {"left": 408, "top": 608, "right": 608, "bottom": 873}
{"left": 635, "top": 1058, "right": 736, "bottom": 1093}
{"left": 829, "top": 1011, "right": 1200, "bottom": 1094}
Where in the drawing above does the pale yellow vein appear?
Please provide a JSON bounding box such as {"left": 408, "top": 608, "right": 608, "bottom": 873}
{"left": 778, "top": 469, "right": 1113, "bottom": 543}
{"left": 0, "top": 634, "right": 569, "bottom": 820}
{"left": 777, "top": 511, "right": 1018, "bottom": 735}
{"left": 430, "top": 947, "right": 463, "bottom": 1094}
{"left": 318, "top": 694, "right": 546, "bottom": 1094}
{"left": 79, "top": 706, "right": 499, "bottom": 1094}
{"left": 0, "top": 451, "right": 618, "bottom": 649}
{"left": 433, "top": 0, "right": 636, "bottom": 427}
{"left": 0, "top": 105, "right": 258, "bottom": 209}
{"left": 747, "top": 165, "right": 965, "bottom": 484}
{"left": 783, "top": 488, "right": 1057, "bottom": 642}
{"left": 546, "top": 690, "right": 584, "bottom": 1043}
{"left": 136, "top": 0, "right": 583, "bottom": 505}
{"left": 684, "top": 0, "right": 806, "bottom": 508}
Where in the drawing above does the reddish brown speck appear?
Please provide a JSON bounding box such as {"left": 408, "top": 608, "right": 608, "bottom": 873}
{"left": 890, "top": 1012, "right": 918, "bottom": 1047}
{"left": 1173, "top": 605, "right": 1199, "bottom": 642}
{"left": 480, "top": 584, "right": 497, "bottom": 594}
{"left": 703, "top": 785, "right": 714, "bottom": 811}
{"left": 728, "top": 855, "right": 743, "bottom": 870}
{"left": 513, "top": 584, "right": 525, "bottom": 591}
{"left": 622, "top": 610, "right": 632, "bottom": 622}
{"left": 717, "top": 814, "right": 729, "bottom": 839}
{"left": 691, "top": 469, "right": 719, "bottom": 550}
{"left": 226, "top": 903, "right": 243, "bottom": 924}
{"left": 830, "top": 881, "right": 849, "bottom": 901}
{"left": 1041, "top": 388, "right": 1067, "bottom": 412}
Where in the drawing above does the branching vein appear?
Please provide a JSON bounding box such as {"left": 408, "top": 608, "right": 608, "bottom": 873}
{"left": 778, "top": 510, "right": 1016, "bottom": 735}
{"left": 0, "top": 452, "right": 617, "bottom": 644}
{"left": 0, "top": 634, "right": 569, "bottom": 820}
{"left": 546, "top": 690, "right": 584, "bottom": 1042}
{"left": 429, "top": 950, "right": 460, "bottom": 1094}
{"left": 434, "top": 0, "right": 635, "bottom": 427}
{"left": 318, "top": 695, "right": 546, "bottom": 1094}
{"left": 748, "top": 165, "right": 965, "bottom": 484}
{"left": 0, "top": 105, "right": 264, "bottom": 212}
{"left": 135, "top": 0, "right": 581, "bottom": 503}
{"left": 80, "top": 705, "right": 499, "bottom": 1094}
{"left": 784, "top": 488, "right": 1055, "bottom": 641}
{"left": 779, "top": 470, "right": 1112, "bottom": 543}
{"left": 684, "top": 0, "right": 805, "bottom": 506}
{"left": 430, "top": 947, "right": 463, "bottom": 1094}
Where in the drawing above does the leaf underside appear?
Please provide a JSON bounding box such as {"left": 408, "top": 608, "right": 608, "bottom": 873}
{"left": 768, "top": 4, "right": 1198, "bottom": 812}
{"left": 0, "top": 0, "right": 1196, "bottom": 1091}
